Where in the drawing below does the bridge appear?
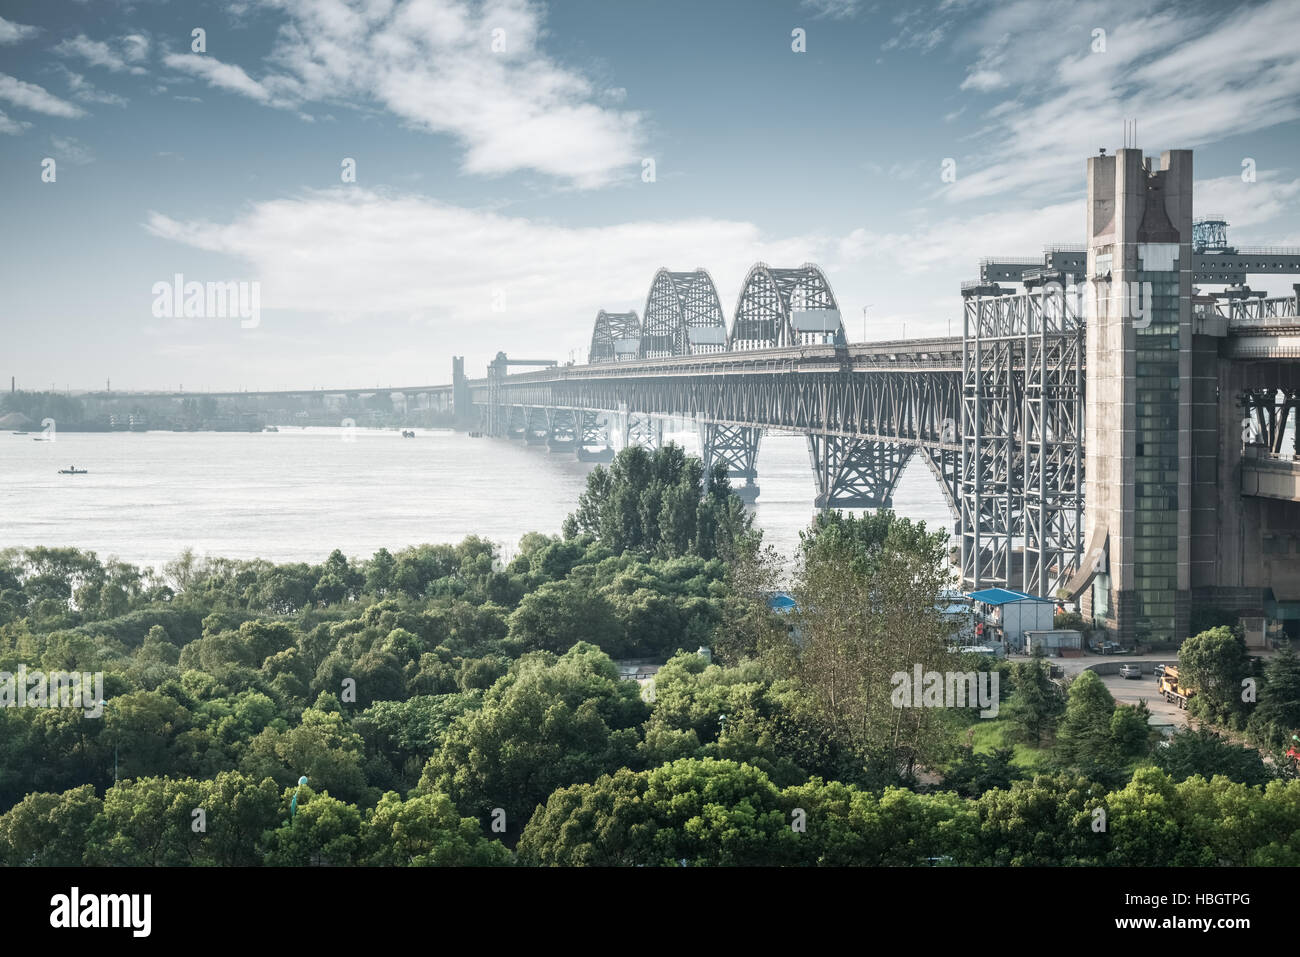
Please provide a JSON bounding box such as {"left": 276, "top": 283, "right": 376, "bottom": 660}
{"left": 79, "top": 148, "right": 1300, "bottom": 647}
{"left": 457, "top": 148, "right": 1300, "bottom": 646}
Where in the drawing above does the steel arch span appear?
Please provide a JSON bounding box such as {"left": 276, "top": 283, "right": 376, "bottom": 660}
{"left": 641, "top": 268, "right": 728, "bottom": 358}
{"left": 730, "top": 263, "right": 845, "bottom": 350}
{"left": 589, "top": 310, "right": 641, "bottom": 363}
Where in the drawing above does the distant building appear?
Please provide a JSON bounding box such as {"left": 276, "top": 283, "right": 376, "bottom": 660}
{"left": 1023, "top": 629, "right": 1084, "bottom": 656}
{"left": 967, "top": 588, "right": 1055, "bottom": 654}
{"left": 938, "top": 590, "right": 975, "bottom": 641}
{"left": 614, "top": 659, "right": 661, "bottom": 702}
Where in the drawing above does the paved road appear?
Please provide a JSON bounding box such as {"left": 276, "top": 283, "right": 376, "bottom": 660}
{"left": 1005, "top": 654, "right": 1188, "bottom": 732}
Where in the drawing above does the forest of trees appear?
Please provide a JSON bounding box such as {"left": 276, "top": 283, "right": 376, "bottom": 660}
{"left": 2, "top": 444, "right": 1299, "bottom": 866}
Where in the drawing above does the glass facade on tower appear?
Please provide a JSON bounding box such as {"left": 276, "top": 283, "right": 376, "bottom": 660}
{"left": 1131, "top": 244, "right": 1181, "bottom": 643}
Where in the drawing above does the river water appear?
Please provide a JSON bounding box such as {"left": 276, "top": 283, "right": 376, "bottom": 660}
{"left": 0, "top": 428, "right": 954, "bottom": 570}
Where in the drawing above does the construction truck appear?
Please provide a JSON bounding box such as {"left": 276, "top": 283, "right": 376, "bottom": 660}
{"left": 1159, "top": 665, "right": 1196, "bottom": 710}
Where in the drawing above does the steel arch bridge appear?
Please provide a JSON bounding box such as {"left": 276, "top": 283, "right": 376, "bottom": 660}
{"left": 472, "top": 260, "right": 1090, "bottom": 598}
{"left": 640, "top": 268, "right": 728, "bottom": 358}
{"left": 730, "top": 263, "right": 845, "bottom": 350}
{"left": 589, "top": 310, "right": 641, "bottom": 363}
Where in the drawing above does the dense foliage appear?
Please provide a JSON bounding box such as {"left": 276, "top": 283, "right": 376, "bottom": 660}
{"left": 2, "top": 445, "right": 1299, "bottom": 865}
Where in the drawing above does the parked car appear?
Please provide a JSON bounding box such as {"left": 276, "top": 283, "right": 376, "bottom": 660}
{"left": 1119, "top": 664, "right": 1142, "bottom": 679}
{"left": 1099, "top": 641, "right": 1122, "bottom": 655}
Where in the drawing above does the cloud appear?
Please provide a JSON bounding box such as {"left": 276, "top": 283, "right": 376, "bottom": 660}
{"left": 53, "top": 33, "right": 150, "bottom": 74}
{"left": 948, "top": 0, "right": 1300, "bottom": 202}
{"left": 158, "top": 0, "right": 644, "bottom": 188}
{"left": 57, "top": 67, "right": 129, "bottom": 106}
{"left": 0, "top": 73, "right": 86, "bottom": 118}
{"left": 1192, "top": 172, "right": 1300, "bottom": 235}
{"left": 801, "top": 0, "right": 866, "bottom": 18}
{"left": 163, "top": 53, "right": 284, "bottom": 106}
{"left": 835, "top": 199, "right": 1085, "bottom": 276}
{"left": 49, "top": 134, "right": 95, "bottom": 165}
{"left": 0, "top": 109, "right": 30, "bottom": 134}
{"left": 0, "top": 15, "right": 40, "bottom": 45}
{"left": 143, "top": 188, "right": 823, "bottom": 334}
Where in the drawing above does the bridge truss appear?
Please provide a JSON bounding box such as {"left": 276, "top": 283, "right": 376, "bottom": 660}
{"left": 961, "top": 281, "right": 1084, "bottom": 597}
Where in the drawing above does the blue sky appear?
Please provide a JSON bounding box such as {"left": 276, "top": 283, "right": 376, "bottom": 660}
{"left": 2, "top": 0, "right": 1299, "bottom": 391}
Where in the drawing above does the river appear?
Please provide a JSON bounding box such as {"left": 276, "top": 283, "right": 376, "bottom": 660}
{"left": 0, "top": 428, "right": 954, "bottom": 570}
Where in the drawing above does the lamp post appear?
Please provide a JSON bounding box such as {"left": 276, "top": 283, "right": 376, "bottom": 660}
{"left": 99, "top": 699, "right": 117, "bottom": 786}
{"left": 290, "top": 775, "right": 309, "bottom": 821}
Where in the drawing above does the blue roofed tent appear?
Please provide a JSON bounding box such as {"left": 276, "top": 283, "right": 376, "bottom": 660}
{"left": 768, "top": 593, "right": 798, "bottom": 613}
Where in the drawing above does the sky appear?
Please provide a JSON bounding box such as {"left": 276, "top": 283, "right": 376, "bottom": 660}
{"left": 2, "top": 0, "right": 1299, "bottom": 392}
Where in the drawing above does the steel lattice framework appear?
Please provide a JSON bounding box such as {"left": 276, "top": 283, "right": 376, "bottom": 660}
{"left": 476, "top": 260, "right": 1087, "bottom": 598}
{"left": 961, "top": 282, "right": 1084, "bottom": 597}
{"left": 730, "top": 263, "right": 843, "bottom": 350}
{"left": 472, "top": 338, "right": 967, "bottom": 515}
{"left": 589, "top": 310, "right": 642, "bottom": 363}
{"left": 641, "top": 269, "right": 728, "bottom": 358}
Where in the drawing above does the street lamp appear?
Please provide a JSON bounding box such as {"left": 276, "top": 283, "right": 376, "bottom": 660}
{"left": 290, "top": 775, "right": 309, "bottom": 820}
{"left": 99, "top": 699, "right": 117, "bottom": 786}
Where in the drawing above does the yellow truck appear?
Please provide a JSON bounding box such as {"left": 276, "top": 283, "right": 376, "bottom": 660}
{"left": 1158, "top": 665, "right": 1196, "bottom": 709}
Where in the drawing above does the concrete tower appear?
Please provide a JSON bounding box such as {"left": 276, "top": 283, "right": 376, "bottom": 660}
{"left": 1082, "top": 148, "right": 1194, "bottom": 645}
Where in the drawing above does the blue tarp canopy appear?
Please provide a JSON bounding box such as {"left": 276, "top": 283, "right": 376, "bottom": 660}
{"left": 768, "top": 593, "right": 798, "bottom": 613}
{"left": 966, "top": 587, "right": 1052, "bottom": 606}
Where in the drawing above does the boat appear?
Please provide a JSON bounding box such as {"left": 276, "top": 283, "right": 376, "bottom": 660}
{"left": 58, "top": 467, "right": 88, "bottom": 475}
{"left": 12, "top": 431, "right": 28, "bottom": 435}
{"left": 401, "top": 429, "right": 415, "bottom": 438}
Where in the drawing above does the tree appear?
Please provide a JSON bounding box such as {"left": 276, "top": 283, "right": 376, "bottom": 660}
{"left": 519, "top": 758, "right": 796, "bottom": 866}
{"left": 1002, "top": 651, "right": 1065, "bottom": 747}
{"left": 506, "top": 578, "right": 625, "bottom": 656}
{"left": 0, "top": 785, "right": 101, "bottom": 866}
{"left": 1154, "top": 727, "right": 1273, "bottom": 787}
{"left": 974, "top": 773, "right": 1105, "bottom": 866}
{"left": 565, "top": 445, "right": 752, "bottom": 561}
{"left": 940, "top": 747, "right": 1023, "bottom": 798}
{"left": 241, "top": 703, "right": 371, "bottom": 805}
{"left": 263, "top": 787, "right": 361, "bottom": 866}
{"left": 1179, "top": 626, "right": 1252, "bottom": 727}
{"left": 766, "top": 510, "right": 958, "bottom": 781}
{"left": 360, "top": 791, "right": 511, "bottom": 866}
{"left": 418, "top": 643, "right": 646, "bottom": 837}
{"left": 1053, "top": 671, "right": 1117, "bottom": 767}
{"left": 1248, "top": 645, "right": 1300, "bottom": 751}
{"left": 83, "top": 776, "right": 205, "bottom": 866}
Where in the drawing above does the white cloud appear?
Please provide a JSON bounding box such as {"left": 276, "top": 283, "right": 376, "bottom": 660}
{"left": 159, "top": 0, "right": 644, "bottom": 188}
{"left": 949, "top": 0, "right": 1300, "bottom": 202}
{"left": 0, "top": 73, "right": 86, "bottom": 118}
{"left": 54, "top": 33, "right": 149, "bottom": 74}
{"left": 1192, "top": 173, "right": 1300, "bottom": 235}
{"left": 0, "top": 15, "right": 40, "bottom": 45}
{"left": 49, "top": 134, "right": 95, "bottom": 165}
{"left": 0, "top": 109, "right": 30, "bottom": 134}
{"left": 835, "top": 200, "right": 1084, "bottom": 276}
{"left": 802, "top": 0, "right": 866, "bottom": 19}
{"left": 163, "top": 53, "right": 285, "bottom": 106}
{"left": 58, "top": 67, "right": 129, "bottom": 107}
{"left": 143, "top": 188, "right": 822, "bottom": 339}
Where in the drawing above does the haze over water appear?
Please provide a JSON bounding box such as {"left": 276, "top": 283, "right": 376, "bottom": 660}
{"left": 1, "top": 428, "right": 954, "bottom": 570}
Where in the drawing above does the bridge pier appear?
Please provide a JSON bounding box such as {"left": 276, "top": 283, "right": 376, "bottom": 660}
{"left": 524, "top": 407, "right": 549, "bottom": 444}
{"left": 547, "top": 409, "right": 579, "bottom": 454}
{"left": 577, "top": 411, "right": 614, "bottom": 461}
{"left": 699, "top": 421, "right": 761, "bottom": 503}
{"left": 622, "top": 411, "right": 663, "bottom": 451}
{"left": 808, "top": 435, "right": 912, "bottom": 510}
